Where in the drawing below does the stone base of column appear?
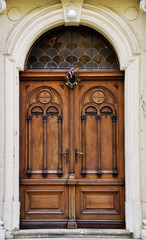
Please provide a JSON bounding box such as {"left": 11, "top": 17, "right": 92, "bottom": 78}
{"left": 142, "top": 220, "right": 146, "bottom": 240}
{"left": 0, "top": 220, "right": 5, "bottom": 240}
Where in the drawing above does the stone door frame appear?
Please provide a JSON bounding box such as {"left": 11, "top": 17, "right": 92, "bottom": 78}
{"left": 0, "top": 3, "right": 144, "bottom": 239}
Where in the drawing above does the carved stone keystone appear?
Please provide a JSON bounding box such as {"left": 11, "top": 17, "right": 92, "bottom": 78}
{"left": 61, "top": 0, "right": 84, "bottom": 25}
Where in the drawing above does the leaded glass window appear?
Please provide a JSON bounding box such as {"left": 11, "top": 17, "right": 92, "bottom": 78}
{"left": 25, "top": 26, "right": 119, "bottom": 70}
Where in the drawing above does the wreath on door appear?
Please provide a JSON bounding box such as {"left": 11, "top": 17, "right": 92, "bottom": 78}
{"left": 65, "top": 66, "right": 80, "bottom": 88}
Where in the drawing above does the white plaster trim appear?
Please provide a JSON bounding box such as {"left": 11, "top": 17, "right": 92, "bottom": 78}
{"left": 82, "top": 4, "right": 140, "bottom": 68}
{"left": 140, "top": 0, "right": 146, "bottom": 12}
{"left": 4, "top": 4, "right": 140, "bottom": 70}
{"left": 5, "top": 4, "right": 63, "bottom": 69}
{"left": 1, "top": 3, "right": 142, "bottom": 239}
{"left": 0, "top": 0, "right": 6, "bottom": 15}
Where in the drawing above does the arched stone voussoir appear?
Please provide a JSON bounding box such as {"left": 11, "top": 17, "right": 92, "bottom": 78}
{"left": 5, "top": 4, "right": 64, "bottom": 69}
{"left": 5, "top": 3, "right": 140, "bottom": 70}
{"left": 81, "top": 4, "right": 140, "bottom": 69}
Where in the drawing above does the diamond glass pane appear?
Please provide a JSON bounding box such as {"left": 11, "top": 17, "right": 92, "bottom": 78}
{"left": 25, "top": 26, "right": 119, "bottom": 70}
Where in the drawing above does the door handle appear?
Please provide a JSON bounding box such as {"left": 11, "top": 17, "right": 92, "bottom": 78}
{"left": 60, "top": 148, "right": 69, "bottom": 164}
{"left": 75, "top": 148, "right": 83, "bottom": 163}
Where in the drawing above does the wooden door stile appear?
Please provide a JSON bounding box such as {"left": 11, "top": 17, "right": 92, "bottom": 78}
{"left": 96, "top": 115, "right": 102, "bottom": 176}
{"left": 42, "top": 115, "right": 47, "bottom": 177}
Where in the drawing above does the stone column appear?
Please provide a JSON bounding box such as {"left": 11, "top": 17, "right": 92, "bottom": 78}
{"left": 140, "top": 33, "right": 146, "bottom": 240}
{"left": 2, "top": 55, "right": 20, "bottom": 231}
{"left": 0, "top": 0, "right": 6, "bottom": 236}
{"left": 0, "top": 49, "right": 5, "bottom": 240}
{"left": 124, "top": 56, "right": 142, "bottom": 238}
{"left": 142, "top": 220, "right": 146, "bottom": 240}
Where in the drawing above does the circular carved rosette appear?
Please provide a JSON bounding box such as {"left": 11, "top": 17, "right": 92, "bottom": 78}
{"left": 38, "top": 89, "right": 52, "bottom": 104}
{"left": 91, "top": 89, "right": 106, "bottom": 104}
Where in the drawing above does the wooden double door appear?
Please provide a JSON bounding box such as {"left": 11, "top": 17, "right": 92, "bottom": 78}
{"left": 20, "top": 72, "right": 125, "bottom": 229}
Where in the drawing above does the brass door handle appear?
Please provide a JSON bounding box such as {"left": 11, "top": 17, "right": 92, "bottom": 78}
{"left": 60, "top": 148, "right": 69, "bottom": 164}
{"left": 75, "top": 148, "right": 83, "bottom": 163}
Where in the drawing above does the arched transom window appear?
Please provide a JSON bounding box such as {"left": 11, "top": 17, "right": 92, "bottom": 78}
{"left": 25, "top": 26, "right": 119, "bottom": 70}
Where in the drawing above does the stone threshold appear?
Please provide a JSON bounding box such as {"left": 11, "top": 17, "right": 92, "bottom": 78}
{"left": 6, "top": 238, "right": 141, "bottom": 240}
{"left": 6, "top": 229, "right": 133, "bottom": 239}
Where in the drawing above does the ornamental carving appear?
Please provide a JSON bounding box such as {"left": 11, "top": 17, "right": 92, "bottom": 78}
{"left": 61, "top": 0, "right": 84, "bottom": 24}
{"left": 27, "top": 87, "right": 62, "bottom": 117}
{"left": 38, "top": 90, "right": 52, "bottom": 104}
{"left": 91, "top": 90, "right": 105, "bottom": 104}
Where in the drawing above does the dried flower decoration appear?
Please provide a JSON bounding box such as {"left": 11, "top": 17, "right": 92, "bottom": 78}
{"left": 65, "top": 66, "right": 80, "bottom": 88}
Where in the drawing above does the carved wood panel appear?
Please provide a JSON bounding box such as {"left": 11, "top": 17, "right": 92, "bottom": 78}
{"left": 23, "top": 86, "right": 67, "bottom": 178}
{"left": 76, "top": 185, "right": 125, "bottom": 228}
{"left": 79, "top": 86, "right": 118, "bottom": 177}
{"left": 26, "top": 87, "right": 63, "bottom": 177}
{"left": 80, "top": 190, "right": 120, "bottom": 214}
{"left": 25, "top": 190, "right": 65, "bottom": 215}
{"left": 20, "top": 73, "right": 124, "bottom": 229}
{"left": 20, "top": 185, "right": 69, "bottom": 229}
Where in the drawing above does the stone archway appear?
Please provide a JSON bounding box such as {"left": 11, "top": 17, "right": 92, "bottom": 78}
{"left": 2, "top": 2, "right": 142, "bottom": 238}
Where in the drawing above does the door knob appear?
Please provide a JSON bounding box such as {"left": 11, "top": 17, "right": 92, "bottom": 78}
{"left": 75, "top": 148, "right": 83, "bottom": 163}
{"left": 60, "top": 148, "right": 69, "bottom": 163}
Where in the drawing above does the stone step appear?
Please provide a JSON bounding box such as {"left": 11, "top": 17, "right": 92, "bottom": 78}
{"left": 6, "top": 229, "right": 133, "bottom": 239}
{"left": 6, "top": 239, "right": 139, "bottom": 240}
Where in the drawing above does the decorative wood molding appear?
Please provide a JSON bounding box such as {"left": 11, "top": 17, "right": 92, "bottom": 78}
{"left": 0, "top": 0, "right": 6, "bottom": 15}
{"left": 20, "top": 71, "right": 124, "bottom": 81}
{"left": 20, "top": 178, "right": 125, "bottom": 185}
{"left": 140, "top": 0, "right": 146, "bottom": 12}
{"left": 60, "top": 0, "right": 84, "bottom": 25}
